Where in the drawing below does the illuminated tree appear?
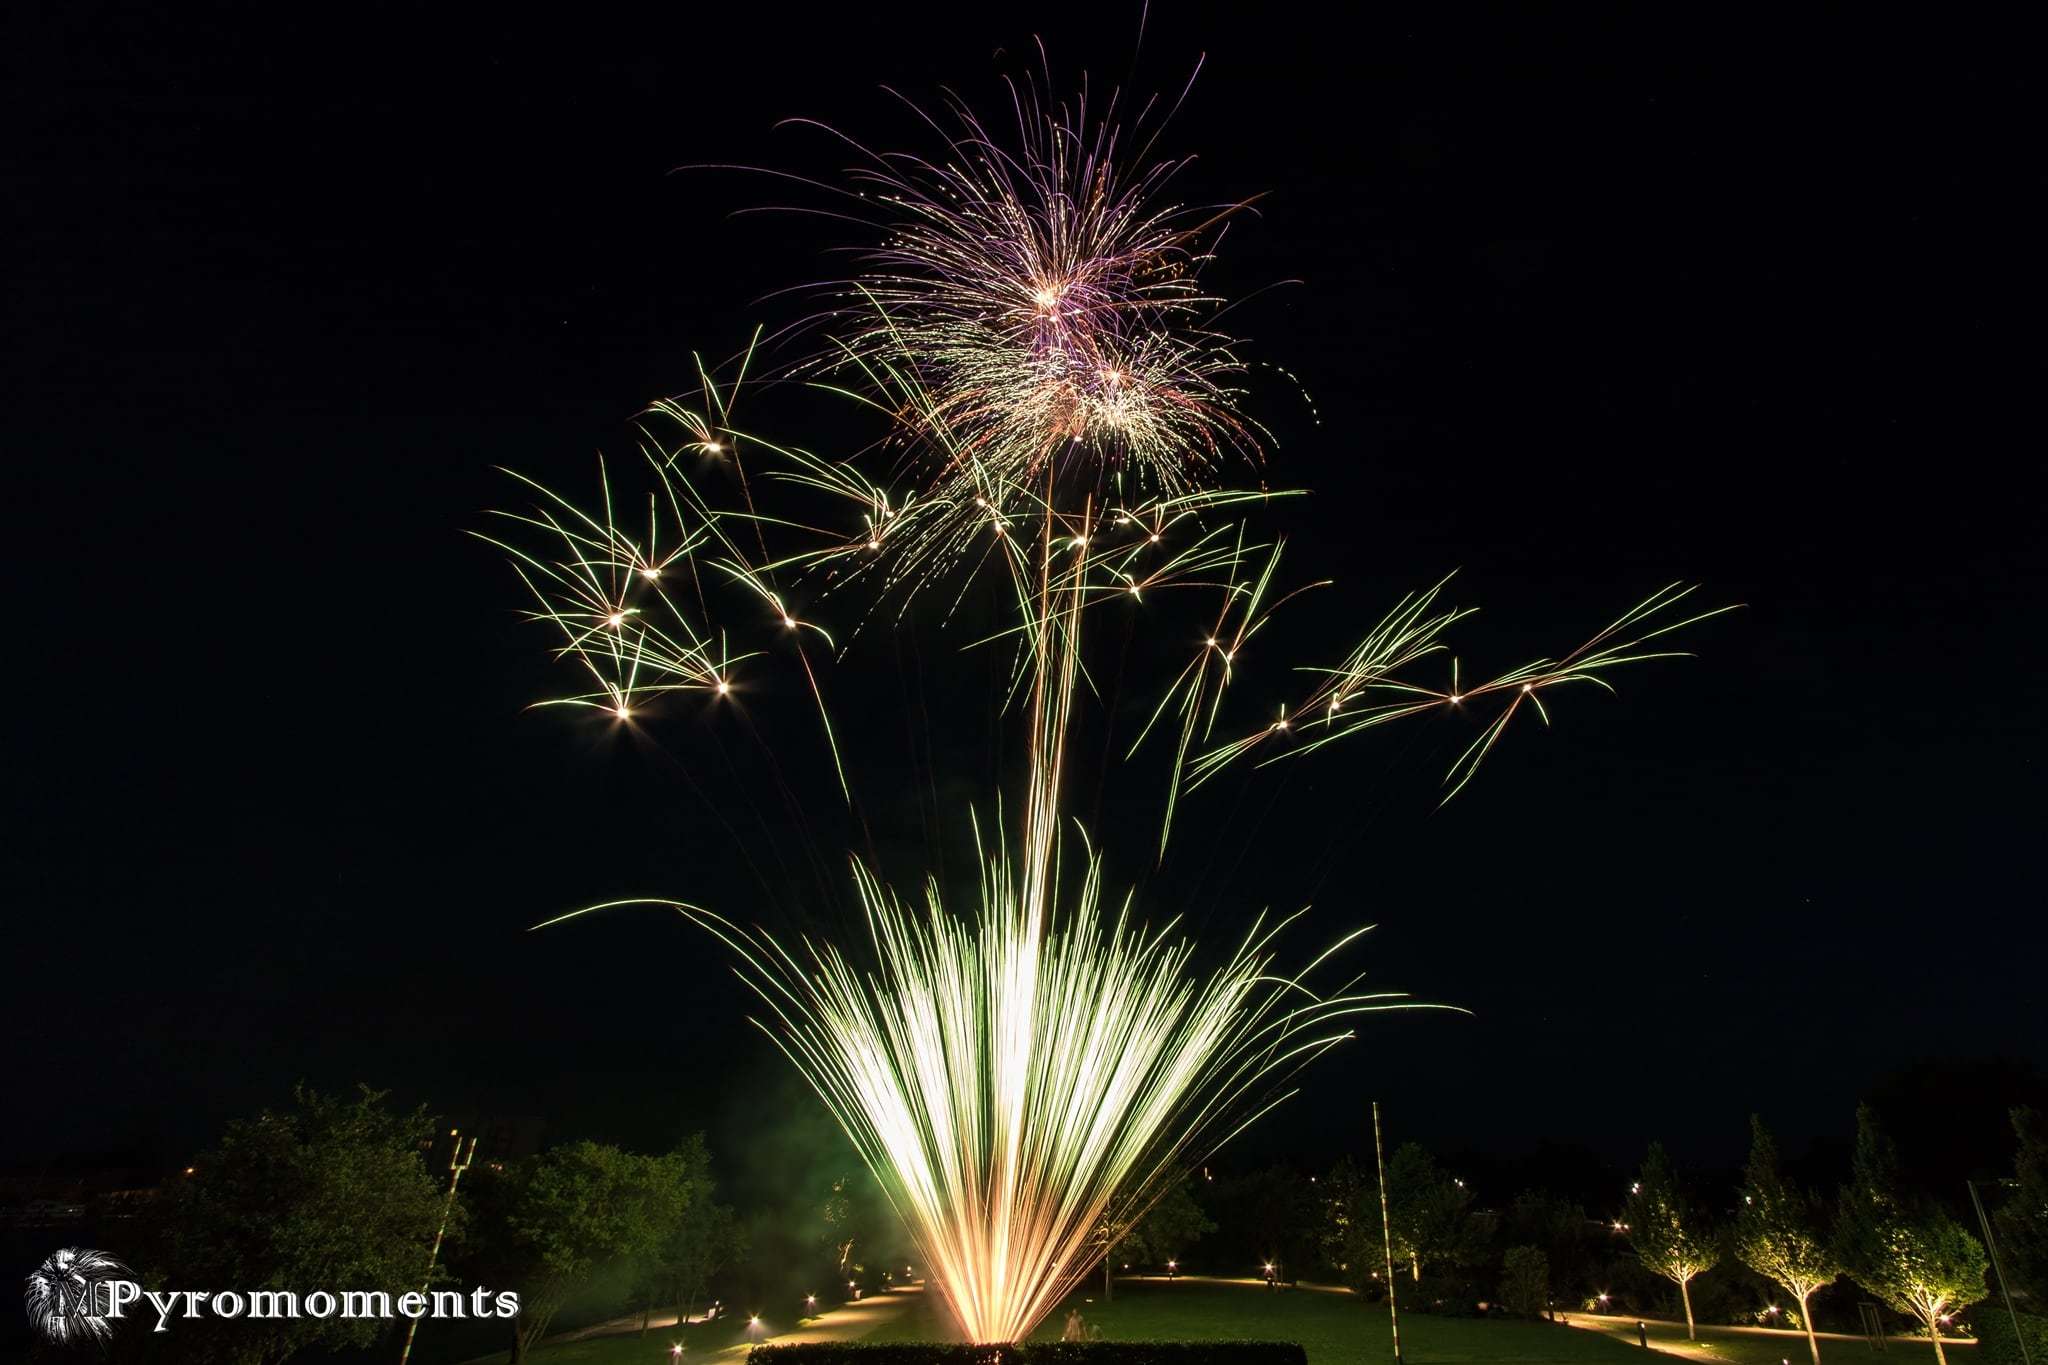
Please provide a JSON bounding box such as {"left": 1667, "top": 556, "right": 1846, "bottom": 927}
{"left": 1321, "top": 1158, "right": 1376, "bottom": 1288}
{"left": 1835, "top": 1106, "right": 1987, "bottom": 1365}
{"left": 1737, "top": 1116, "right": 1839, "bottom": 1365}
{"left": 1386, "top": 1143, "right": 1482, "bottom": 1282}
{"left": 1627, "top": 1142, "right": 1718, "bottom": 1339}
{"left": 821, "top": 1174, "right": 860, "bottom": 1278}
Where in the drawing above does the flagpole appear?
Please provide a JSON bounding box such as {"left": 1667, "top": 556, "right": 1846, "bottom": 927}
{"left": 1373, "top": 1101, "right": 1403, "bottom": 1365}
{"left": 399, "top": 1128, "right": 478, "bottom": 1365}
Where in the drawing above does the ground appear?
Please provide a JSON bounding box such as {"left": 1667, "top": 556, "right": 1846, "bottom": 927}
{"left": 1569, "top": 1312, "right": 1974, "bottom": 1365}
{"left": 874, "top": 1277, "right": 1658, "bottom": 1361}
{"left": 480, "top": 1277, "right": 1978, "bottom": 1365}
{"left": 871, "top": 1278, "right": 1974, "bottom": 1365}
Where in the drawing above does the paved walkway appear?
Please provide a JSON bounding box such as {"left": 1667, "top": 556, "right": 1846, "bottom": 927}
{"left": 1565, "top": 1312, "right": 1965, "bottom": 1361}
{"left": 544, "top": 1287, "right": 925, "bottom": 1356}
{"left": 550, "top": 1309, "right": 708, "bottom": 1343}
{"left": 715, "top": 1286, "right": 925, "bottom": 1356}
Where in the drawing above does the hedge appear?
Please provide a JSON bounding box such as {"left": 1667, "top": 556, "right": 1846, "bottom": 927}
{"left": 749, "top": 1343, "right": 1309, "bottom": 1365}
{"left": 1973, "top": 1304, "right": 2048, "bottom": 1365}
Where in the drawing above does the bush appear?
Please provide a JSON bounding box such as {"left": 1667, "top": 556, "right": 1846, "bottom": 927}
{"left": 1974, "top": 1304, "right": 2048, "bottom": 1365}
{"left": 751, "top": 1344, "right": 1309, "bottom": 1365}
{"left": 1501, "top": 1246, "right": 1550, "bottom": 1318}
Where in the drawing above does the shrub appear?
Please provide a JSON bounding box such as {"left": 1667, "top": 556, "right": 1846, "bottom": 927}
{"left": 1501, "top": 1246, "right": 1550, "bottom": 1318}
{"left": 1403, "top": 1270, "right": 1487, "bottom": 1316}
{"left": 1974, "top": 1305, "right": 2048, "bottom": 1365}
{"left": 751, "top": 1343, "right": 1309, "bottom": 1365}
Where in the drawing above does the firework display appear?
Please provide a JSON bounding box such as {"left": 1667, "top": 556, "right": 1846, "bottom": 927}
{"left": 489, "top": 72, "right": 1725, "bottom": 1342}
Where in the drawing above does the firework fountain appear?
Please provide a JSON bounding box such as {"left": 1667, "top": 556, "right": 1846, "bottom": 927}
{"left": 486, "top": 72, "right": 1729, "bottom": 1343}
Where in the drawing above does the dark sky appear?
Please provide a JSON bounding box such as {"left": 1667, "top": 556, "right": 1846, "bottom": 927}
{"left": 8, "top": 5, "right": 2044, "bottom": 1193}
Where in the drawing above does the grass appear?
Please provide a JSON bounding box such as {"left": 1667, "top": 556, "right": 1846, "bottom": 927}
{"left": 871, "top": 1278, "right": 1662, "bottom": 1363}
{"left": 867, "top": 1279, "right": 1973, "bottom": 1365}
{"left": 1594, "top": 1317, "right": 1971, "bottom": 1365}
{"left": 477, "top": 1279, "right": 1977, "bottom": 1365}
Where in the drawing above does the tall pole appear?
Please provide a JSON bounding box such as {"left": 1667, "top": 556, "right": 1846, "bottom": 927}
{"left": 1968, "top": 1180, "right": 2032, "bottom": 1365}
{"left": 1373, "top": 1101, "right": 1403, "bottom": 1365}
{"left": 399, "top": 1128, "right": 478, "bottom": 1365}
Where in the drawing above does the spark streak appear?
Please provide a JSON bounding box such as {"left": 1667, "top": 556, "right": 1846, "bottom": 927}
{"left": 541, "top": 835, "right": 1427, "bottom": 1343}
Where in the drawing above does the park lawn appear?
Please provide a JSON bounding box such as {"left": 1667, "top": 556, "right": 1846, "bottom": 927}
{"left": 1597, "top": 1318, "right": 1971, "bottom": 1365}
{"left": 870, "top": 1277, "right": 1674, "bottom": 1365}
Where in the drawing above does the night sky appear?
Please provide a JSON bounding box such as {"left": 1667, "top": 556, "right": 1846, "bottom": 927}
{"left": 10, "top": 6, "right": 2043, "bottom": 1194}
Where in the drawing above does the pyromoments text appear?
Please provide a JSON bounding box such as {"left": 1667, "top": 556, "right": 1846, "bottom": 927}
{"left": 99, "top": 1283, "right": 521, "bottom": 1333}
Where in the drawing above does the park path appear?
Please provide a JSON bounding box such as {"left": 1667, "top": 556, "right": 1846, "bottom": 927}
{"left": 712, "top": 1286, "right": 925, "bottom": 1356}
{"left": 1563, "top": 1315, "right": 1723, "bottom": 1364}
{"left": 1565, "top": 1311, "right": 1966, "bottom": 1362}
{"left": 545, "top": 1286, "right": 924, "bottom": 1355}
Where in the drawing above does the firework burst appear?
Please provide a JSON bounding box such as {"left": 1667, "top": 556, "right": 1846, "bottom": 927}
{"left": 753, "top": 70, "right": 1271, "bottom": 598}
{"left": 544, "top": 830, "right": 1431, "bottom": 1342}
{"left": 491, "top": 61, "right": 1730, "bottom": 1344}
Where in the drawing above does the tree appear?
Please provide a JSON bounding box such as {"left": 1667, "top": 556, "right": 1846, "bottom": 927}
{"left": 150, "top": 1085, "right": 452, "bottom": 1365}
{"left": 1835, "top": 1106, "right": 1988, "bottom": 1365}
{"left": 1384, "top": 1143, "right": 1482, "bottom": 1282}
{"left": 822, "top": 1174, "right": 854, "bottom": 1274}
{"left": 1996, "top": 1107, "right": 2048, "bottom": 1305}
{"left": 1320, "top": 1158, "right": 1377, "bottom": 1289}
{"left": 1627, "top": 1142, "right": 1718, "bottom": 1340}
{"left": 663, "top": 1198, "right": 742, "bottom": 1325}
{"left": 630, "top": 1135, "right": 744, "bottom": 1335}
{"left": 1506, "top": 1191, "right": 1596, "bottom": 1305}
{"left": 463, "top": 1141, "right": 695, "bottom": 1364}
{"left": 1213, "top": 1167, "right": 1322, "bottom": 1283}
{"left": 1099, "top": 1177, "right": 1215, "bottom": 1298}
{"left": 1501, "top": 1246, "right": 1551, "bottom": 1318}
{"left": 1737, "top": 1116, "right": 1839, "bottom": 1365}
